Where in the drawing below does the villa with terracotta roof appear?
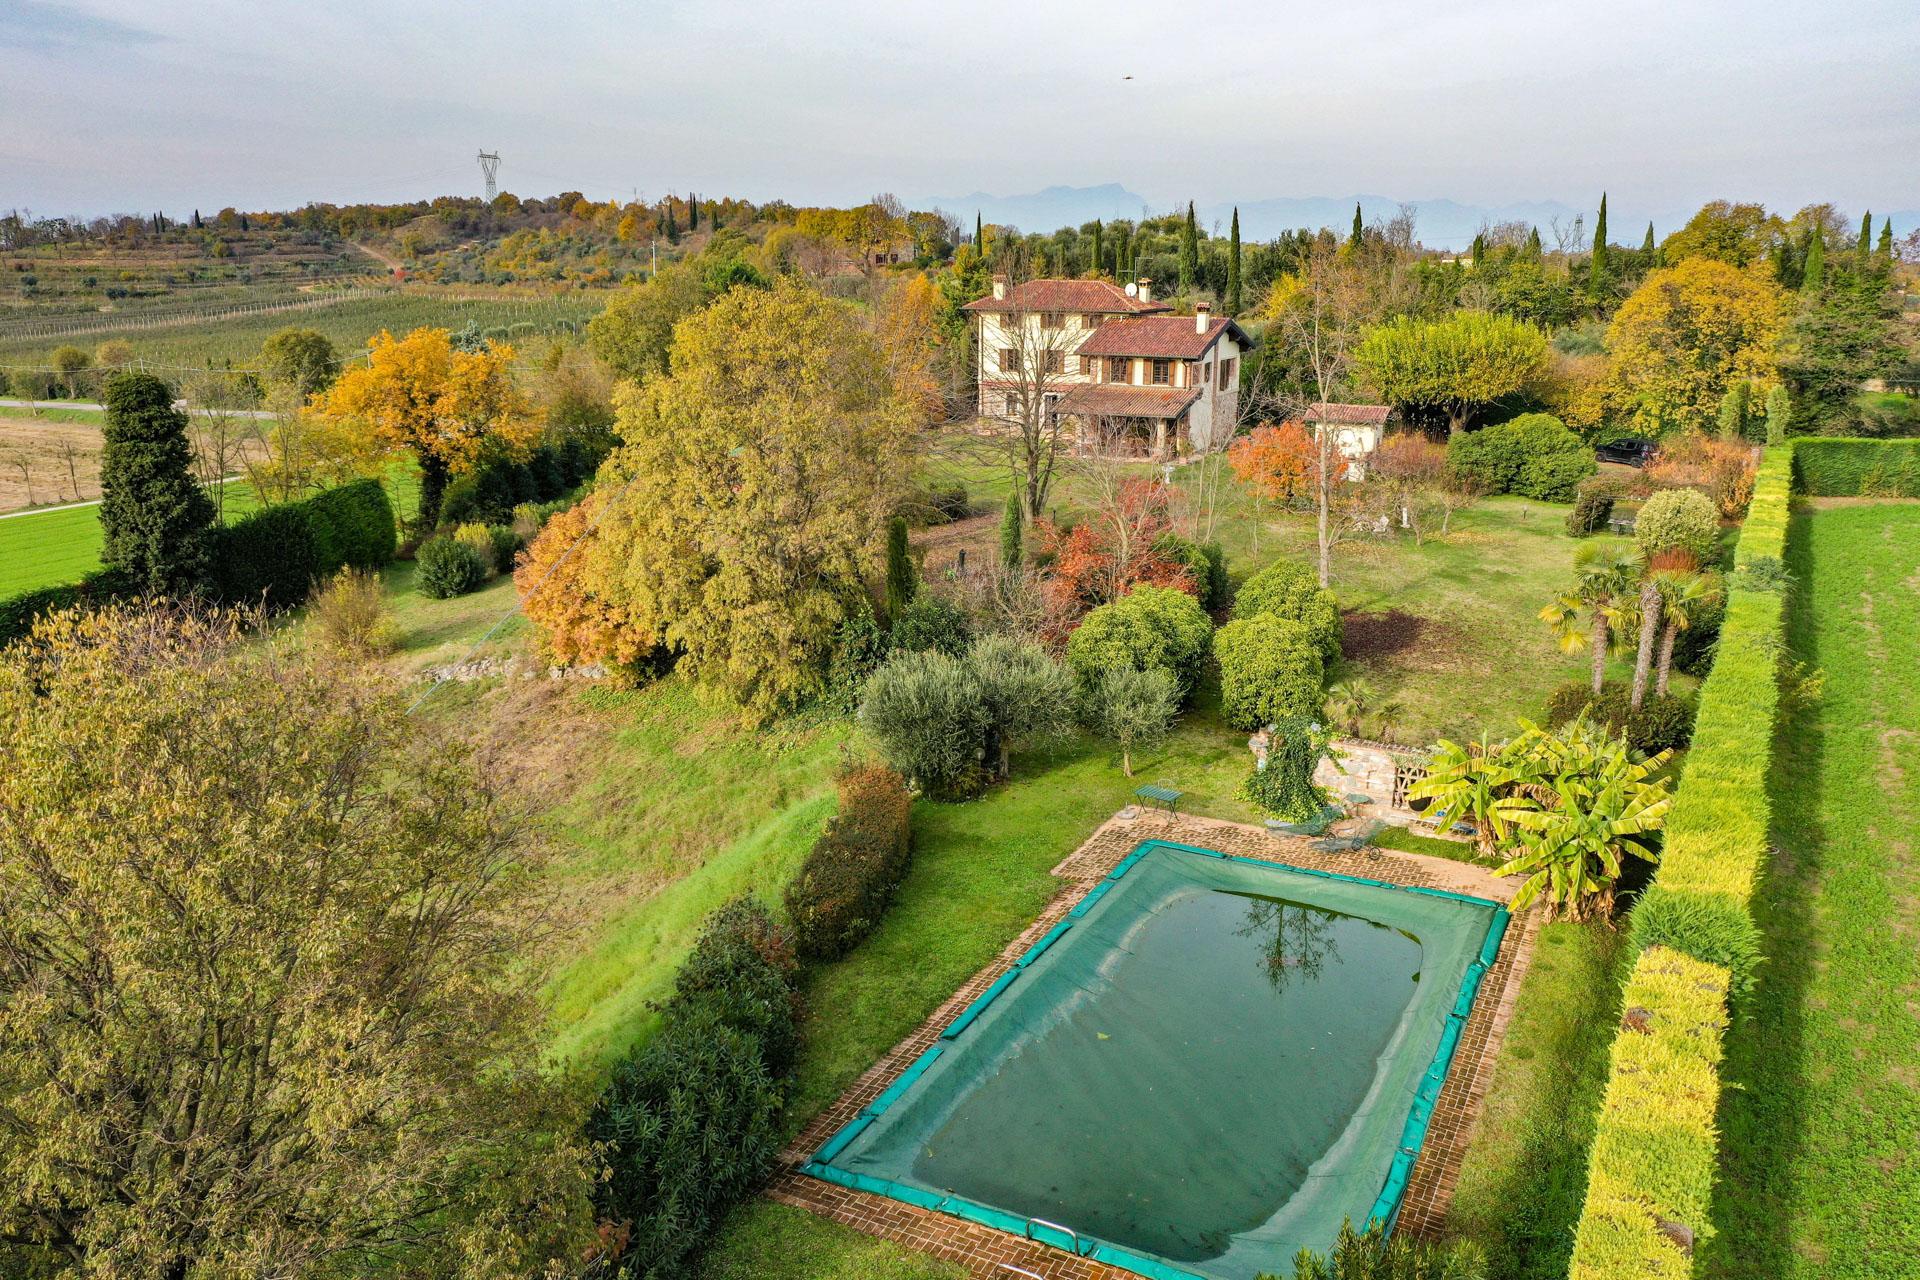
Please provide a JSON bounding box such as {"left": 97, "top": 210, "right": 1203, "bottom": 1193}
{"left": 1303, "top": 402, "right": 1396, "bottom": 479}
{"left": 961, "top": 275, "right": 1253, "bottom": 459}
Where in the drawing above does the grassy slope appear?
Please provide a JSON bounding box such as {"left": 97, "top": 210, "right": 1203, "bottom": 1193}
{"left": 698, "top": 1202, "right": 964, "bottom": 1280}
{"left": 1704, "top": 504, "right": 1920, "bottom": 1278}
{"left": 1446, "top": 921, "right": 1627, "bottom": 1278}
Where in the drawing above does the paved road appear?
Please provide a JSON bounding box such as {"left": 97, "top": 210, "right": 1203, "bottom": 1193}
{"left": 0, "top": 398, "right": 275, "bottom": 420}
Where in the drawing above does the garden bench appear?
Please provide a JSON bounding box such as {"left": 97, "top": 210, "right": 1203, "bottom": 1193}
{"left": 1311, "top": 819, "right": 1388, "bottom": 856}
{"left": 1134, "top": 783, "right": 1183, "bottom": 813}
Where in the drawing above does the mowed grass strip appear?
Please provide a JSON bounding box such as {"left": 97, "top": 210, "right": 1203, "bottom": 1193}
{"left": 1704, "top": 504, "right": 1920, "bottom": 1278}
{"left": 1446, "top": 921, "right": 1629, "bottom": 1280}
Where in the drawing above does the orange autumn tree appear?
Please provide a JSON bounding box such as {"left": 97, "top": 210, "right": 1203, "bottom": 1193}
{"left": 319, "top": 327, "right": 538, "bottom": 530}
{"left": 1033, "top": 478, "right": 1196, "bottom": 637}
{"left": 513, "top": 491, "right": 657, "bottom": 678}
{"left": 1228, "top": 421, "right": 1325, "bottom": 504}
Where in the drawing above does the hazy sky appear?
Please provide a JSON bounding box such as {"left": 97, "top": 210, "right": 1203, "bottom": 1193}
{"left": 4, "top": 0, "right": 1917, "bottom": 226}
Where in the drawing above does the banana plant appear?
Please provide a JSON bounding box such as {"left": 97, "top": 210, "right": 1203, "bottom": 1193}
{"left": 1407, "top": 732, "right": 1521, "bottom": 858}
{"left": 1491, "top": 723, "right": 1672, "bottom": 919}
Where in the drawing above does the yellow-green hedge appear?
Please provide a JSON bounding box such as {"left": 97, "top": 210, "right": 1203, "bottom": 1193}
{"left": 1627, "top": 446, "right": 1791, "bottom": 981}
{"left": 1569, "top": 446, "right": 1794, "bottom": 1280}
{"left": 1568, "top": 947, "right": 1731, "bottom": 1279}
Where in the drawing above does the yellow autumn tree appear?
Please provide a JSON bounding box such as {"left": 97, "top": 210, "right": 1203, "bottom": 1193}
{"left": 575, "top": 279, "right": 914, "bottom": 720}
{"left": 318, "top": 327, "right": 537, "bottom": 529}
{"left": 1604, "top": 258, "right": 1786, "bottom": 436}
{"left": 513, "top": 490, "right": 657, "bottom": 677}
{"left": 870, "top": 273, "right": 943, "bottom": 425}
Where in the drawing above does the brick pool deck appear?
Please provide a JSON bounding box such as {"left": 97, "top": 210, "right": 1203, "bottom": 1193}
{"left": 767, "top": 808, "right": 1539, "bottom": 1279}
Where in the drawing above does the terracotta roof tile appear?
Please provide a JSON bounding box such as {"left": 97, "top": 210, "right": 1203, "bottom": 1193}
{"left": 1077, "top": 315, "right": 1251, "bottom": 360}
{"left": 960, "top": 278, "right": 1170, "bottom": 314}
{"left": 1305, "top": 402, "right": 1392, "bottom": 425}
{"left": 1056, "top": 383, "right": 1200, "bottom": 420}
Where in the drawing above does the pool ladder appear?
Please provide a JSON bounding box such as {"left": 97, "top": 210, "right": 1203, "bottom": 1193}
{"left": 1022, "top": 1215, "right": 1084, "bottom": 1257}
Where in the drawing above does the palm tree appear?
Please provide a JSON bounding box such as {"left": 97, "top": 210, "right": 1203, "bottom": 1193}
{"left": 1630, "top": 549, "right": 1704, "bottom": 707}
{"left": 1650, "top": 567, "right": 1722, "bottom": 697}
{"left": 1540, "top": 543, "right": 1638, "bottom": 695}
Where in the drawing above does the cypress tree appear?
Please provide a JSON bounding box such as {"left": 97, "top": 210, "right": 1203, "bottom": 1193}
{"left": 1227, "top": 207, "right": 1242, "bottom": 315}
{"left": 1879, "top": 217, "right": 1894, "bottom": 262}
{"left": 1858, "top": 211, "right": 1872, "bottom": 257}
{"left": 1524, "top": 226, "right": 1542, "bottom": 257}
{"left": 1350, "top": 202, "right": 1364, "bottom": 247}
{"left": 1764, "top": 385, "right": 1791, "bottom": 446}
{"left": 1641, "top": 222, "right": 1657, "bottom": 265}
{"left": 1469, "top": 232, "right": 1487, "bottom": 265}
{"left": 884, "top": 516, "right": 915, "bottom": 622}
{"left": 689, "top": 194, "right": 699, "bottom": 232}
{"left": 1091, "top": 220, "right": 1104, "bottom": 277}
{"left": 1179, "top": 201, "right": 1198, "bottom": 291}
{"left": 999, "top": 493, "right": 1023, "bottom": 567}
{"left": 1590, "top": 192, "right": 1610, "bottom": 283}
{"left": 664, "top": 200, "right": 678, "bottom": 243}
{"left": 1801, "top": 226, "right": 1825, "bottom": 291}
{"left": 1717, "top": 382, "right": 1751, "bottom": 440}
{"left": 974, "top": 211, "right": 983, "bottom": 251}
{"left": 98, "top": 372, "right": 214, "bottom": 593}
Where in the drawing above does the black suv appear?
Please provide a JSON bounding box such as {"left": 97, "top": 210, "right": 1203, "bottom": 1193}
{"left": 1595, "top": 437, "right": 1657, "bottom": 467}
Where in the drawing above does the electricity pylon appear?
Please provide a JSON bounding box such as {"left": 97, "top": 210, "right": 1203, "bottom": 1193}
{"left": 477, "top": 150, "right": 501, "bottom": 202}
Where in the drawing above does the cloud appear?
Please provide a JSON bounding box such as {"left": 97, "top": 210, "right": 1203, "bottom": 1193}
{"left": 0, "top": 1, "right": 162, "bottom": 51}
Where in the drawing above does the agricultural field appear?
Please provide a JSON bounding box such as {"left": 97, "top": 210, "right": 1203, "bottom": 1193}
{"left": 1705, "top": 503, "right": 1920, "bottom": 1279}
{"left": 0, "top": 287, "right": 602, "bottom": 375}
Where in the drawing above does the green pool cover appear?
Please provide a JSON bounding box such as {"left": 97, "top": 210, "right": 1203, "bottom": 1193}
{"left": 801, "top": 839, "right": 1507, "bottom": 1280}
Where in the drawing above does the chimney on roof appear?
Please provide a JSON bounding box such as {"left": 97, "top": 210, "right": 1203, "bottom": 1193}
{"left": 1136, "top": 277, "right": 1152, "bottom": 304}
{"left": 991, "top": 273, "right": 1008, "bottom": 302}
{"left": 1194, "top": 301, "right": 1211, "bottom": 334}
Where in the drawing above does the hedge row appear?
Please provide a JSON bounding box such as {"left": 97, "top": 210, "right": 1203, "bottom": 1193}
{"left": 783, "top": 764, "right": 914, "bottom": 961}
{"left": 1788, "top": 437, "right": 1920, "bottom": 497}
{"left": 586, "top": 899, "right": 799, "bottom": 1278}
{"left": 208, "top": 479, "right": 398, "bottom": 609}
{"left": 1567, "top": 947, "right": 1730, "bottom": 1280}
{"left": 1566, "top": 445, "right": 1793, "bottom": 1280}
{"left": 0, "top": 479, "right": 399, "bottom": 646}
{"left": 1626, "top": 446, "right": 1790, "bottom": 978}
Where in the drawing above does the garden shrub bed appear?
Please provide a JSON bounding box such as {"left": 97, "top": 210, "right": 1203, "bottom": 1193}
{"left": 1788, "top": 437, "right": 1920, "bottom": 497}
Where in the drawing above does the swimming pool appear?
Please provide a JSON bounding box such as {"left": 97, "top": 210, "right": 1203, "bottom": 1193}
{"left": 800, "top": 839, "right": 1508, "bottom": 1280}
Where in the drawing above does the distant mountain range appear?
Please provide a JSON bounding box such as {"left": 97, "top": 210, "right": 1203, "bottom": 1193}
{"left": 922, "top": 183, "right": 1920, "bottom": 252}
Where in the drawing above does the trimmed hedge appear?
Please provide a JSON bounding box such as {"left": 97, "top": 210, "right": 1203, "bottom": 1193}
{"left": 1626, "top": 446, "right": 1790, "bottom": 978}
{"left": 587, "top": 899, "right": 799, "bottom": 1278}
{"left": 1789, "top": 437, "right": 1920, "bottom": 497}
{"left": 208, "top": 478, "right": 397, "bottom": 610}
{"left": 414, "top": 535, "right": 489, "bottom": 599}
{"left": 1566, "top": 446, "right": 1792, "bottom": 1280}
{"left": 1567, "top": 947, "right": 1729, "bottom": 1280}
{"left": 783, "top": 764, "right": 914, "bottom": 961}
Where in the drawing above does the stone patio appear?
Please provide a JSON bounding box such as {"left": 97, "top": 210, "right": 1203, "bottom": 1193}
{"left": 767, "top": 808, "right": 1539, "bottom": 1279}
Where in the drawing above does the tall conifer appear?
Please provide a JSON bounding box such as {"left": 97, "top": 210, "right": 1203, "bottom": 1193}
{"left": 1350, "top": 202, "right": 1364, "bottom": 246}
{"left": 1802, "top": 227, "right": 1825, "bottom": 291}
{"left": 1590, "top": 192, "right": 1610, "bottom": 283}
{"left": 1227, "top": 208, "right": 1242, "bottom": 314}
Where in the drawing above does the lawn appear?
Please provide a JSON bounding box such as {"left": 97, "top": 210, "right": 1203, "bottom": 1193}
{"left": 1445, "top": 921, "right": 1628, "bottom": 1278}
{"left": 920, "top": 453, "right": 1650, "bottom": 744}
{"left": 1703, "top": 503, "right": 1920, "bottom": 1279}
